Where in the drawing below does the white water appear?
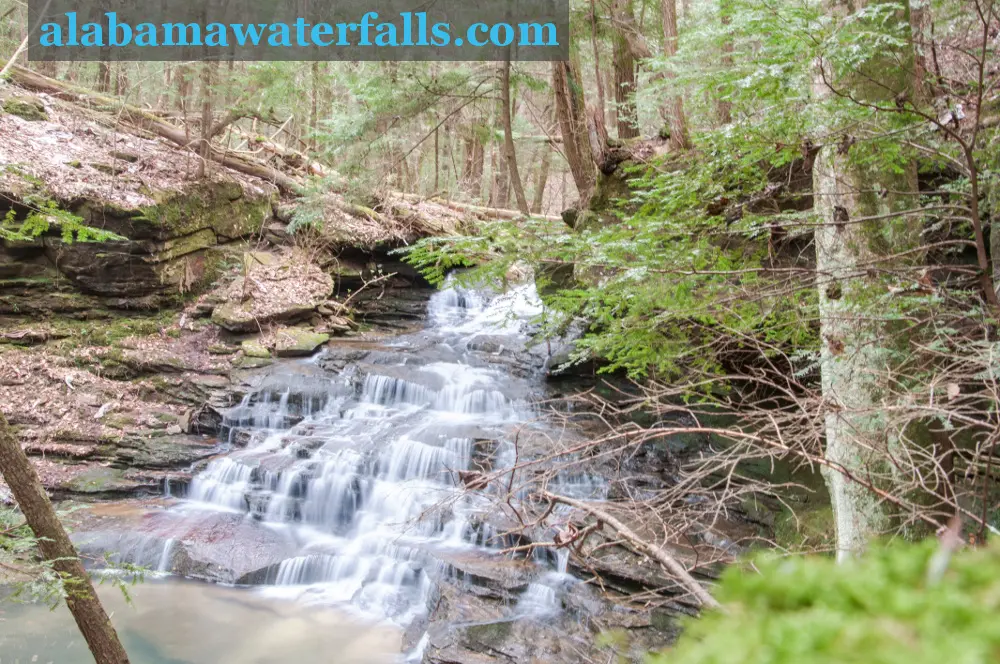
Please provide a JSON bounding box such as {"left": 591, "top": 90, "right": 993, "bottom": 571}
{"left": 96, "top": 280, "right": 592, "bottom": 638}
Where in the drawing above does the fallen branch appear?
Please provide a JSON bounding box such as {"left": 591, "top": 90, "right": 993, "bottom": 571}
{"left": 542, "top": 490, "right": 722, "bottom": 610}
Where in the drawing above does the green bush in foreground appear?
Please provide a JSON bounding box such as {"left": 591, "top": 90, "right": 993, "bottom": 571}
{"left": 653, "top": 541, "right": 1000, "bottom": 664}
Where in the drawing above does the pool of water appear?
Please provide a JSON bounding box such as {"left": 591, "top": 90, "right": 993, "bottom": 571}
{"left": 0, "top": 578, "right": 401, "bottom": 664}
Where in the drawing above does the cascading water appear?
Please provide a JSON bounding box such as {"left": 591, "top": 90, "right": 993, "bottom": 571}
{"left": 103, "top": 279, "right": 595, "bottom": 645}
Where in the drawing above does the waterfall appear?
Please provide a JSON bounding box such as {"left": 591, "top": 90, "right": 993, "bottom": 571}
{"left": 112, "top": 278, "right": 584, "bottom": 632}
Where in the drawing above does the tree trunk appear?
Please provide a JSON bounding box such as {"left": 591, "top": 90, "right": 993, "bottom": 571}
{"left": 661, "top": 0, "right": 691, "bottom": 149}
{"left": 114, "top": 63, "right": 129, "bottom": 98}
{"left": 96, "top": 60, "right": 111, "bottom": 93}
{"left": 717, "top": 0, "right": 734, "bottom": 124}
{"left": 176, "top": 64, "right": 192, "bottom": 111}
{"left": 552, "top": 61, "right": 596, "bottom": 202}
{"left": 0, "top": 415, "right": 130, "bottom": 663}
{"left": 612, "top": 0, "right": 639, "bottom": 140}
{"left": 34, "top": 61, "right": 57, "bottom": 78}
{"left": 310, "top": 61, "right": 320, "bottom": 152}
{"left": 812, "top": 1, "right": 919, "bottom": 561}
{"left": 197, "top": 62, "right": 214, "bottom": 178}
{"left": 532, "top": 145, "right": 552, "bottom": 214}
{"left": 500, "top": 60, "right": 531, "bottom": 215}
{"left": 590, "top": 0, "right": 608, "bottom": 127}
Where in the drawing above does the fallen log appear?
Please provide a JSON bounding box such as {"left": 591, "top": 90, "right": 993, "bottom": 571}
{"left": 542, "top": 491, "right": 722, "bottom": 610}
{"left": 395, "top": 193, "right": 561, "bottom": 222}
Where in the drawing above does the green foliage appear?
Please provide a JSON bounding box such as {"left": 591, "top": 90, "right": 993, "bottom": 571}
{"left": 1, "top": 203, "right": 125, "bottom": 244}
{"left": 652, "top": 541, "right": 1000, "bottom": 664}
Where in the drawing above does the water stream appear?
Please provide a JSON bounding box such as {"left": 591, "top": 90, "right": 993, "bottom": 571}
{"left": 70, "top": 281, "right": 599, "bottom": 659}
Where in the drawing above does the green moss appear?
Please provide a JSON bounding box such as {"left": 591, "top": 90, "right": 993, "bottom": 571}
{"left": 461, "top": 621, "right": 514, "bottom": 649}
{"left": 2, "top": 98, "right": 48, "bottom": 122}
{"left": 103, "top": 414, "right": 137, "bottom": 430}
{"left": 61, "top": 467, "right": 127, "bottom": 493}
{"left": 241, "top": 339, "right": 271, "bottom": 358}
{"left": 653, "top": 541, "right": 1000, "bottom": 664}
{"left": 774, "top": 504, "right": 834, "bottom": 551}
{"left": 3, "top": 164, "right": 45, "bottom": 188}
{"left": 273, "top": 328, "right": 329, "bottom": 357}
{"left": 588, "top": 168, "right": 632, "bottom": 215}
{"left": 89, "top": 162, "right": 126, "bottom": 176}
{"left": 232, "top": 355, "right": 273, "bottom": 369}
{"left": 207, "top": 343, "right": 237, "bottom": 355}
{"left": 48, "top": 312, "right": 176, "bottom": 348}
{"left": 138, "top": 181, "right": 273, "bottom": 240}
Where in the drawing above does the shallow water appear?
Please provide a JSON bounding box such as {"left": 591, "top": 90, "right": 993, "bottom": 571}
{"left": 0, "top": 578, "right": 401, "bottom": 664}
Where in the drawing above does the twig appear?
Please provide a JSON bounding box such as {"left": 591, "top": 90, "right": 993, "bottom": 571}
{"left": 541, "top": 491, "right": 722, "bottom": 609}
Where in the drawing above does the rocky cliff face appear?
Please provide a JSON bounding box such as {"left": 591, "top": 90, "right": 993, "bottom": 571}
{"left": 0, "top": 89, "right": 277, "bottom": 312}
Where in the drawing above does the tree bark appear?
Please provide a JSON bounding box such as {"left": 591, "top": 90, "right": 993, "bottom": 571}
{"left": 811, "top": 1, "right": 920, "bottom": 561}
{"left": 552, "top": 61, "right": 596, "bottom": 202}
{"left": 500, "top": 60, "right": 531, "bottom": 215}
{"left": 717, "top": 0, "right": 734, "bottom": 125}
{"left": 197, "top": 62, "right": 213, "bottom": 178}
{"left": 310, "top": 61, "right": 320, "bottom": 152}
{"left": 0, "top": 415, "right": 130, "bottom": 663}
{"left": 96, "top": 60, "right": 111, "bottom": 93}
{"left": 612, "top": 0, "right": 640, "bottom": 140}
{"left": 531, "top": 144, "right": 552, "bottom": 214}
{"left": 661, "top": 0, "right": 691, "bottom": 149}
{"left": 590, "top": 0, "right": 608, "bottom": 127}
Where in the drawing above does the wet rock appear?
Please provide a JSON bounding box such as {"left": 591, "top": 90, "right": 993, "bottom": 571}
{"left": 57, "top": 466, "right": 160, "bottom": 497}
{"left": 110, "top": 433, "right": 220, "bottom": 469}
{"left": 233, "top": 355, "right": 274, "bottom": 369}
{"left": 75, "top": 509, "right": 299, "bottom": 583}
{"left": 273, "top": 328, "right": 330, "bottom": 357}
{"left": 423, "top": 590, "right": 596, "bottom": 664}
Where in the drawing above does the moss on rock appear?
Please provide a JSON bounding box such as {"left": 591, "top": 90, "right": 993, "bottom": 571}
{"left": 138, "top": 180, "right": 273, "bottom": 240}
{"left": 2, "top": 97, "right": 48, "bottom": 122}
{"left": 273, "top": 328, "right": 329, "bottom": 357}
{"left": 241, "top": 339, "right": 272, "bottom": 358}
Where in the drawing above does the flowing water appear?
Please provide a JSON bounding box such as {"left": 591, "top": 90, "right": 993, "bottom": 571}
{"left": 0, "top": 579, "right": 401, "bottom": 663}
{"left": 62, "top": 281, "right": 602, "bottom": 660}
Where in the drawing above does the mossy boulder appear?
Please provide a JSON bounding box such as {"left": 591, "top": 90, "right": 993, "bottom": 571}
{"left": 272, "top": 328, "right": 329, "bottom": 357}
{"left": 2, "top": 97, "right": 48, "bottom": 121}
{"left": 241, "top": 339, "right": 272, "bottom": 358}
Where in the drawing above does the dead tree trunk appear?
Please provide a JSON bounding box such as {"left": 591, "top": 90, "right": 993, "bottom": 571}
{"left": 0, "top": 415, "right": 130, "bottom": 664}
